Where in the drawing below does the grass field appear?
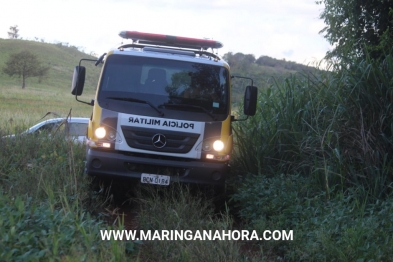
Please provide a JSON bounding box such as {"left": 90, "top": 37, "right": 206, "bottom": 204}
{"left": 0, "top": 82, "right": 95, "bottom": 132}
{"left": 0, "top": 38, "right": 100, "bottom": 130}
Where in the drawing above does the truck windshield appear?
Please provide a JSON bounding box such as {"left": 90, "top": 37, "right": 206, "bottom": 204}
{"left": 97, "top": 54, "right": 229, "bottom": 121}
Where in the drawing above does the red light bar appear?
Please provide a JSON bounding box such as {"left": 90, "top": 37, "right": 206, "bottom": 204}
{"left": 119, "top": 31, "right": 223, "bottom": 49}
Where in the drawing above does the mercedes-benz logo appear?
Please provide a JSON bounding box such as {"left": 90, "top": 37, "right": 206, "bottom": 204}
{"left": 152, "top": 133, "right": 167, "bottom": 148}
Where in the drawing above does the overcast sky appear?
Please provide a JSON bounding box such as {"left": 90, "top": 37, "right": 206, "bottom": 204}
{"left": 0, "top": 0, "right": 331, "bottom": 65}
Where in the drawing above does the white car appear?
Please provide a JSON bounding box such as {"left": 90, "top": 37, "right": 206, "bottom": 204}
{"left": 3, "top": 117, "right": 89, "bottom": 143}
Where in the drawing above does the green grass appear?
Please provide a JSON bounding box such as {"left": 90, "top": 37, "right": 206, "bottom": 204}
{"left": 231, "top": 174, "right": 393, "bottom": 261}
{"left": 0, "top": 194, "right": 132, "bottom": 262}
{"left": 230, "top": 52, "right": 393, "bottom": 260}
{"left": 134, "top": 184, "right": 260, "bottom": 262}
{"left": 0, "top": 83, "right": 95, "bottom": 132}
{"left": 0, "top": 39, "right": 100, "bottom": 132}
{"left": 0, "top": 39, "right": 101, "bottom": 90}
{"left": 232, "top": 55, "right": 393, "bottom": 198}
{"left": 0, "top": 133, "right": 135, "bottom": 261}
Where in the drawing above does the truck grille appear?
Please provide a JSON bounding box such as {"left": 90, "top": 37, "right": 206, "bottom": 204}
{"left": 121, "top": 126, "right": 200, "bottom": 153}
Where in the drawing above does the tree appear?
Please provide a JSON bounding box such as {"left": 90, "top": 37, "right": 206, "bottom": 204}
{"left": 256, "top": 56, "right": 278, "bottom": 67}
{"left": 8, "top": 25, "right": 19, "bottom": 39}
{"left": 3, "top": 50, "right": 49, "bottom": 89}
{"left": 223, "top": 52, "right": 255, "bottom": 70}
{"left": 318, "top": 0, "right": 393, "bottom": 61}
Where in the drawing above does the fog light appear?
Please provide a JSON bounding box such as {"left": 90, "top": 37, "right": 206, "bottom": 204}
{"left": 91, "top": 158, "right": 102, "bottom": 169}
{"left": 206, "top": 154, "right": 214, "bottom": 159}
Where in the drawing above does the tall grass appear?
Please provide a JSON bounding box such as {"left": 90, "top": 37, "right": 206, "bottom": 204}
{"left": 232, "top": 54, "right": 393, "bottom": 199}
{"left": 135, "top": 184, "right": 260, "bottom": 262}
{"left": 230, "top": 174, "right": 393, "bottom": 261}
{"left": 230, "top": 53, "right": 393, "bottom": 259}
{"left": 0, "top": 131, "right": 135, "bottom": 261}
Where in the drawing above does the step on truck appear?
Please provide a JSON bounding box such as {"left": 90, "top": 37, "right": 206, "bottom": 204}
{"left": 71, "top": 31, "right": 257, "bottom": 187}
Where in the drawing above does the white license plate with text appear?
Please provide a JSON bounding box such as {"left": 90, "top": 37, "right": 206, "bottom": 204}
{"left": 141, "top": 173, "right": 170, "bottom": 186}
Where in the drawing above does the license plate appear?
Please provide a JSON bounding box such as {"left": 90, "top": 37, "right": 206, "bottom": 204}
{"left": 141, "top": 173, "right": 170, "bottom": 186}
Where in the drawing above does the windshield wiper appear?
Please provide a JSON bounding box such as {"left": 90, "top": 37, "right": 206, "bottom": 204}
{"left": 159, "top": 103, "right": 217, "bottom": 120}
{"left": 107, "top": 97, "right": 164, "bottom": 116}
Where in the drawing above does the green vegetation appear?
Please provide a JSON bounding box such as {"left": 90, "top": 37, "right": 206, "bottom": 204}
{"left": 229, "top": 3, "right": 393, "bottom": 257}
{"left": 3, "top": 50, "right": 49, "bottom": 89}
{"left": 3, "top": 2, "right": 393, "bottom": 257}
{"left": 231, "top": 174, "right": 393, "bottom": 260}
{"left": 318, "top": 0, "right": 393, "bottom": 61}
{"left": 135, "top": 185, "right": 260, "bottom": 261}
{"left": 0, "top": 39, "right": 99, "bottom": 129}
{"left": 0, "top": 38, "right": 100, "bottom": 91}
{"left": 0, "top": 84, "right": 95, "bottom": 132}
{"left": 0, "top": 133, "right": 132, "bottom": 261}
{"left": 223, "top": 52, "right": 321, "bottom": 107}
{"left": 230, "top": 52, "right": 393, "bottom": 260}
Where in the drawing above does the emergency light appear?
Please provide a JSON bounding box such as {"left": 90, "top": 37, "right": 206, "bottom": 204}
{"left": 119, "top": 31, "right": 223, "bottom": 50}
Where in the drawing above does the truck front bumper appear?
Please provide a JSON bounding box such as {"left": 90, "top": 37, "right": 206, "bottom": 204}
{"left": 86, "top": 148, "right": 228, "bottom": 186}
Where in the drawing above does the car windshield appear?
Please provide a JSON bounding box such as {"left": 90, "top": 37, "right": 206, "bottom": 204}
{"left": 97, "top": 54, "right": 229, "bottom": 121}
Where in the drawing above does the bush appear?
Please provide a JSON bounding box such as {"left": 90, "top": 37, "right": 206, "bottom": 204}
{"left": 230, "top": 53, "right": 393, "bottom": 259}
{"left": 0, "top": 133, "right": 136, "bottom": 261}
{"left": 231, "top": 174, "right": 393, "bottom": 260}
{"left": 0, "top": 191, "right": 137, "bottom": 262}
{"left": 0, "top": 132, "right": 87, "bottom": 201}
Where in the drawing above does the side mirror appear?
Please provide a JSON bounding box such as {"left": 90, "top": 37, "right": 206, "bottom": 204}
{"left": 244, "top": 86, "right": 257, "bottom": 116}
{"left": 71, "top": 66, "right": 86, "bottom": 96}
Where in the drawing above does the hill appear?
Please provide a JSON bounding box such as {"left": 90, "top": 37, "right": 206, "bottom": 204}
{"left": 224, "top": 52, "right": 321, "bottom": 104}
{"left": 0, "top": 39, "right": 322, "bottom": 122}
{"left": 0, "top": 38, "right": 101, "bottom": 90}
{"left": 0, "top": 39, "right": 102, "bottom": 125}
{"left": 0, "top": 39, "right": 318, "bottom": 93}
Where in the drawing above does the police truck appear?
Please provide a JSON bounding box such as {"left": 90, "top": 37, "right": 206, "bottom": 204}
{"left": 71, "top": 31, "right": 257, "bottom": 186}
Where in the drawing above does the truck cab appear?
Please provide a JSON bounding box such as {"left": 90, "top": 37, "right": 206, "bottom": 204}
{"left": 71, "top": 31, "right": 257, "bottom": 186}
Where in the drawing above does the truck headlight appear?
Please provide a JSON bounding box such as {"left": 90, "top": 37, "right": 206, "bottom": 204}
{"left": 213, "top": 140, "right": 224, "bottom": 151}
{"left": 95, "top": 127, "right": 106, "bottom": 139}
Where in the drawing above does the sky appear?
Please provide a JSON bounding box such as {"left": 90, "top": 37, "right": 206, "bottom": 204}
{"left": 0, "top": 0, "right": 331, "bottom": 66}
